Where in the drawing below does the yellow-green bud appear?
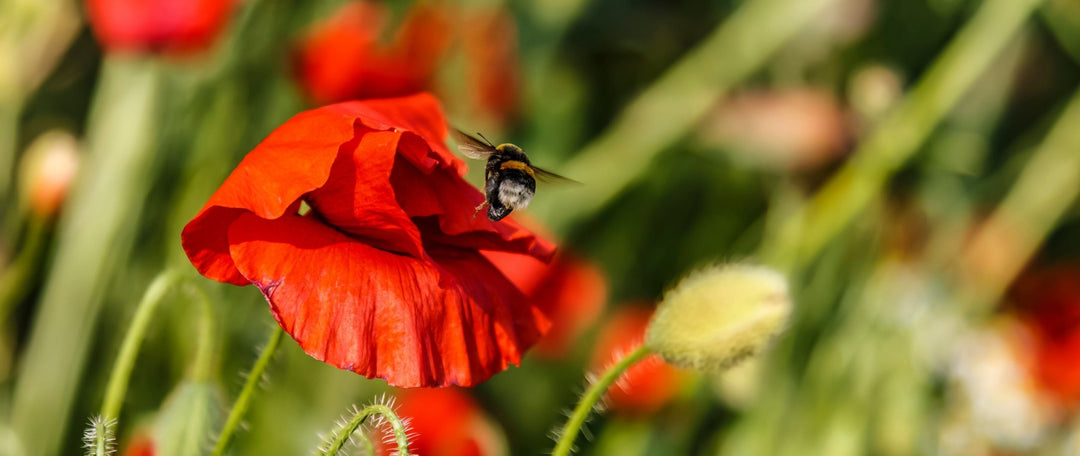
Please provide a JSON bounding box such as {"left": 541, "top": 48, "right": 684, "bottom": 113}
{"left": 646, "top": 264, "right": 791, "bottom": 371}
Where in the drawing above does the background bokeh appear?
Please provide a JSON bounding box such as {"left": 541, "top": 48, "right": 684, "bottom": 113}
{"left": 3, "top": 0, "right": 1080, "bottom": 454}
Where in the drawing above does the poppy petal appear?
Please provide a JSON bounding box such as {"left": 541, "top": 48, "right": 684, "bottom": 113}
{"left": 182, "top": 93, "right": 457, "bottom": 284}
{"left": 181, "top": 106, "right": 357, "bottom": 284}
{"left": 304, "top": 127, "right": 425, "bottom": 258}
{"left": 226, "top": 212, "right": 550, "bottom": 387}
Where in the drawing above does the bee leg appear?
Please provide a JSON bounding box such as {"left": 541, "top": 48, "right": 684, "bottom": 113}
{"left": 473, "top": 200, "right": 489, "bottom": 219}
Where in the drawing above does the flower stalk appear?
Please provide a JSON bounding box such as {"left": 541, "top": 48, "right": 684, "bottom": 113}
{"left": 211, "top": 325, "right": 284, "bottom": 456}
{"left": 93, "top": 270, "right": 216, "bottom": 454}
{"left": 318, "top": 402, "right": 412, "bottom": 456}
{"left": 552, "top": 344, "right": 651, "bottom": 456}
{"left": 12, "top": 58, "right": 162, "bottom": 456}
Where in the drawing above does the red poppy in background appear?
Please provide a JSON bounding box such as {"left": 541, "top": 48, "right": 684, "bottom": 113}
{"left": 591, "top": 306, "right": 684, "bottom": 414}
{"left": 461, "top": 7, "right": 522, "bottom": 124}
{"left": 181, "top": 93, "right": 556, "bottom": 387}
{"left": 85, "top": 0, "right": 238, "bottom": 54}
{"left": 293, "top": 1, "right": 523, "bottom": 126}
{"left": 1011, "top": 265, "right": 1080, "bottom": 409}
{"left": 293, "top": 1, "right": 452, "bottom": 104}
{"left": 392, "top": 388, "right": 505, "bottom": 456}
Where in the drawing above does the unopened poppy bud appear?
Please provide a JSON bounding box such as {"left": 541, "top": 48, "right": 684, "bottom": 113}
{"left": 646, "top": 264, "right": 791, "bottom": 371}
{"left": 19, "top": 131, "right": 79, "bottom": 218}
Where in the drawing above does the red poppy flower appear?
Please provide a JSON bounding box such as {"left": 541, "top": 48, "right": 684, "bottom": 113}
{"left": 590, "top": 305, "right": 684, "bottom": 414}
{"left": 181, "top": 93, "right": 556, "bottom": 387}
{"left": 1011, "top": 265, "right": 1080, "bottom": 408}
{"left": 461, "top": 8, "right": 522, "bottom": 124}
{"left": 293, "top": 1, "right": 452, "bottom": 104}
{"left": 85, "top": 0, "right": 238, "bottom": 54}
{"left": 390, "top": 388, "right": 505, "bottom": 456}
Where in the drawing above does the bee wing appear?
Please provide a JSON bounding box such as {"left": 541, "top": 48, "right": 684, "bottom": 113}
{"left": 452, "top": 129, "right": 496, "bottom": 160}
{"left": 531, "top": 165, "right": 580, "bottom": 184}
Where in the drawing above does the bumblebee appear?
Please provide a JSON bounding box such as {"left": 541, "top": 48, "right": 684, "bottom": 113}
{"left": 453, "top": 130, "right": 575, "bottom": 221}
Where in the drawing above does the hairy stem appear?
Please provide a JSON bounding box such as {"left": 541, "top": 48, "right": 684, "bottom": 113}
{"left": 211, "top": 326, "right": 284, "bottom": 456}
{"left": 319, "top": 404, "right": 411, "bottom": 456}
{"left": 552, "top": 345, "right": 652, "bottom": 456}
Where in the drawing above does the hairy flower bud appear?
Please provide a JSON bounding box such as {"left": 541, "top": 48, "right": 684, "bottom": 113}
{"left": 646, "top": 264, "right": 791, "bottom": 371}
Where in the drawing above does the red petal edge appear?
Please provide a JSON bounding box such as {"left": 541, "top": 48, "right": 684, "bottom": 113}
{"left": 226, "top": 213, "right": 551, "bottom": 387}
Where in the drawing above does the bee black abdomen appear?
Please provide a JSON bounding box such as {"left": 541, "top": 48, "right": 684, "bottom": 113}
{"left": 484, "top": 170, "right": 535, "bottom": 222}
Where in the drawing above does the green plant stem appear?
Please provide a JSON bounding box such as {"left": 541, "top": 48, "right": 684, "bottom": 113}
{"left": 13, "top": 58, "right": 162, "bottom": 456}
{"left": 320, "top": 404, "right": 411, "bottom": 456}
{"left": 763, "top": 0, "right": 1046, "bottom": 270}
{"left": 552, "top": 345, "right": 652, "bottom": 456}
{"left": 960, "top": 86, "right": 1080, "bottom": 308}
{"left": 211, "top": 326, "right": 284, "bottom": 456}
{"left": 0, "top": 214, "right": 47, "bottom": 327}
{"left": 100, "top": 271, "right": 182, "bottom": 421}
{"left": 94, "top": 270, "right": 216, "bottom": 455}
{"left": 530, "top": 0, "right": 843, "bottom": 233}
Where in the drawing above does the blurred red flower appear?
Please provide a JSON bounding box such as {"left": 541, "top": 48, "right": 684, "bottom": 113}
{"left": 393, "top": 388, "right": 505, "bottom": 456}
{"left": 85, "top": 0, "right": 238, "bottom": 54}
{"left": 461, "top": 7, "right": 522, "bottom": 124}
{"left": 293, "top": 2, "right": 523, "bottom": 125}
{"left": 181, "top": 93, "right": 556, "bottom": 387}
{"left": 591, "top": 305, "right": 684, "bottom": 414}
{"left": 1012, "top": 265, "right": 1080, "bottom": 409}
{"left": 485, "top": 250, "right": 607, "bottom": 359}
{"left": 293, "top": 1, "right": 452, "bottom": 104}
{"left": 122, "top": 433, "right": 155, "bottom": 456}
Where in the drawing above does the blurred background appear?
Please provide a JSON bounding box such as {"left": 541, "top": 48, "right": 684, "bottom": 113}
{"left": 2, "top": 0, "right": 1080, "bottom": 454}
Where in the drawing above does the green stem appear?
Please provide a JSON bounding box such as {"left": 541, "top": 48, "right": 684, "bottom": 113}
{"left": 13, "top": 57, "right": 162, "bottom": 456}
{"left": 552, "top": 345, "right": 652, "bottom": 456}
{"left": 86, "top": 416, "right": 116, "bottom": 456}
{"left": 100, "top": 271, "right": 183, "bottom": 420}
{"left": 0, "top": 214, "right": 48, "bottom": 327}
{"left": 319, "top": 404, "right": 411, "bottom": 456}
{"left": 961, "top": 86, "right": 1080, "bottom": 308}
{"left": 530, "top": 0, "right": 844, "bottom": 233}
{"left": 211, "top": 326, "right": 284, "bottom": 456}
{"left": 93, "top": 270, "right": 217, "bottom": 456}
{"left": 187, "top": 282, "right": 215, "bottom": 381}
{"left": 764, "top": 0, "right": 1046, "bottom": 269}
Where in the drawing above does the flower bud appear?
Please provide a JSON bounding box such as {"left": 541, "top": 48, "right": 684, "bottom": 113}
{"left": 646, "top": 264, "right": 791, "bottom": 371}
{"left": 18, "top": 130, "right": 79, "bottom": 218}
